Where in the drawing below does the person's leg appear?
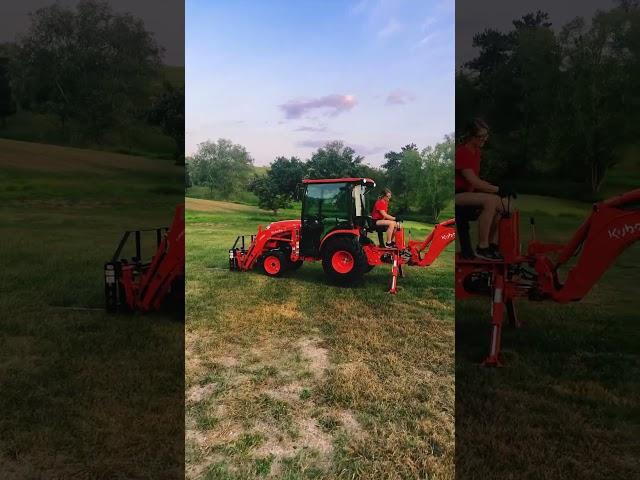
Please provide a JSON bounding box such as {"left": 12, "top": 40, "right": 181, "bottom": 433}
{"left": 489, "top": 197, "right": 511, "bottom": 245}
{"left": 455, "top": 193, "right": 500, "bottom": 248}
{"left": 375, "top": 220, "right": 395, "bottom": 244}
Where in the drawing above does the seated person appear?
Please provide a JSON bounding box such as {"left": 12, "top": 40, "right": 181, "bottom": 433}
{"left": 371, "top": 188, "right": 399, "bottom": 247}
{"left": 455, "top": 118, "right": 505, "bottom": 261}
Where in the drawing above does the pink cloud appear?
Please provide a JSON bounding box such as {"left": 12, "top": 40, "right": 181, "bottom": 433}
{"left": 280, "top": 94, "right": 357, "bottom": 119}
{"left": 386, "top": 90, "right": 417, "bottom": 105}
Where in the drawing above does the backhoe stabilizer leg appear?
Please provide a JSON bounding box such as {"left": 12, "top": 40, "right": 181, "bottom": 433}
{"left": 506, "top": 298, "right": 520, "bottom": 328}
{"left": 482, "top": 274, "right": 505, "bottom": 367}
{"left": 389, "top": 253, "right": 400, "bottom": 294}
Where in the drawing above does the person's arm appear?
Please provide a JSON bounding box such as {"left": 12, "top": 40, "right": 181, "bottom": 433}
{"left": 379, "top": 209, "right": 395, "bottom": 221}
{"left": 460, "top": 169, "right": 499, "bottom": 193}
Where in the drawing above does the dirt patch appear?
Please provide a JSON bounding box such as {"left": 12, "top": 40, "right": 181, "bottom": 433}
{"left": 187, "top": 384, "right": 218, "bottom": 404}
{"left": 264, "top": 383, "right": 304, "bottom": 403}
{"left": 253, "top": 417, "right": 333, "bottom": 468}
{"left": 212, "top": 355, "right": 239, "bottom": 368}
{"left": 298, "top": 337, "right": 329, "bottom": 380}
{"left": 335, "top": 409, "right": 363, "bottom": 435}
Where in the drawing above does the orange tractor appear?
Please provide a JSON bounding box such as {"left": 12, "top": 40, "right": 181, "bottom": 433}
{"left": 229, "top": 178, "right": 455, "bottom": 293}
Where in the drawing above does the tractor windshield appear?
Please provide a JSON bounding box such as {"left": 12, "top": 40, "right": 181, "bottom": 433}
{"left": 303, "top": 182, "right": 353, "bottom": 235}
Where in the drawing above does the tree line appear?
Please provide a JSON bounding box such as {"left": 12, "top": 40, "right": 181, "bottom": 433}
{"left": 457, "top": 1, "right": 640, "bottom": 198}
{"left": 0, "top": 0, "right": 184, "bottom": 163}
{"left": 186, "top": 137, "right": 454, "bottom": 223}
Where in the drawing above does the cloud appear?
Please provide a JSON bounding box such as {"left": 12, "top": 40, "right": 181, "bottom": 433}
{"left": 296, "top": 139, "right": 385, "bottom": 156}
{"left": 280, "top": 94, "right": 357, "bottom": 120}
{"left": 385, "top": 90, "right": 417, "bottom": 105}
{"left": 377, "top": 18, "right": 402, "bottom": 38}
{"left": 414, "top": 32, "right": 438, "bottom": 48}
{"left": 297, "top": 139, "right": 330, "bottom": 149}
{"left": 295, "top": 125, "right": 328, "bottom": 133}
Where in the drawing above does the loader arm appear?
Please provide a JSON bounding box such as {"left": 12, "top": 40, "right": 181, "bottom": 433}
{"left": 407, "top": 218, "right": 456, "bottom": 267}
{"left": 136, "top": 204, "right": 185, "bottom": 311}
{"left": 545, "top": 189, "right": 640, "bottom": 303}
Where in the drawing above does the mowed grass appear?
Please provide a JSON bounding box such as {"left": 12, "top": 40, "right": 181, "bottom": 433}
{"left": 185, "top": 198, "right": 456, "bottom": 479}
{"left": 456, "top": 193, "right": 640, "bottom": 479}
{"left": 0, "top": 139, "right": 185, "bottom": 478}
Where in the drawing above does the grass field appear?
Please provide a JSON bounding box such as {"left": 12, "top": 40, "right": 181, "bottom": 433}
{"left": 0, "top": 139, "right": 185, "bottom": 478}
{"left": 185, "top": 198, "right": 456, "bottom": 479}
{"left": 455, "top": 193, "right": 640, "bottom": 479}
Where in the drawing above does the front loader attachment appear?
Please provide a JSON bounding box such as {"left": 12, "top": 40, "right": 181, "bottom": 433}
{"left": 229, "top": 234, "right": 256, "bottom": 271}
{"left": 105, "top": 205, "right": 185, "bottom": 313}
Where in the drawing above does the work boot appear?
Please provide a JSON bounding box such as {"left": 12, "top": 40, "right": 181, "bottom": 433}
{"left": 460, "top": 250, "right": 476, "bottom": 260}
{"left": 475, "top": 245, "right": 503, "bottom": 262}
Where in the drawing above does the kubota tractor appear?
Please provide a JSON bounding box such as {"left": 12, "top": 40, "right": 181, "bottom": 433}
{"left": 456, "top": 189, "right": 640, "bottom": 366}
{"left": 104, "top": 204, "right": 185, "bottom": 313}
{"left": 229, "top": 178, "right": 455, "bottom": 293}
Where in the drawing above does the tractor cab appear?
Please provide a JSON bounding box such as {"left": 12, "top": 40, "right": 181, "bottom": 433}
{"left": 299, "top": 178, "right": 376, "bottom": 257}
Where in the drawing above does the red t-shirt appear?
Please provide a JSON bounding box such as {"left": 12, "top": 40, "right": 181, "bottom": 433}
{"left": 455, "top": 144, "right": 481, "bottom": 192}
{"left": 371, "top": 198, "right": 388, "bottom": 220}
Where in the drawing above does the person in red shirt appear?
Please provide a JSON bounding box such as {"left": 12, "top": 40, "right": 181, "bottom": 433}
{"left": 371, "top": 187, "right": 399, "bottom": 247}
{"left": 455, "top": 118, "right": 505, "bottom": 261}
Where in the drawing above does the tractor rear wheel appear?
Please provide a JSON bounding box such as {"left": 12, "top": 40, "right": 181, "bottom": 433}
{"left": 322, "top": 237, "right": 368, "bottom": 285}
{"left": 261, "top": 251, "right": 287, "bottom": 277}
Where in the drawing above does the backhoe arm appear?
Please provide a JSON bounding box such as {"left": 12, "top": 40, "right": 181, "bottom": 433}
{"left": 407, "top": 218, "right": 456, "bottom": 267}
{"left": 549, "top": 189, "right": 640, "bottom": 303}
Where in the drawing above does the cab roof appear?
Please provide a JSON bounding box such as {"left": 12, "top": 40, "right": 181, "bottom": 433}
{"left": 302, "top": 178, "right": 376, "bottom": 186}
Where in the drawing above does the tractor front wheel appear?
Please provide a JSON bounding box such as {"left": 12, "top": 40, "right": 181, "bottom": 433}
{"left": 261, "top": 252, "right": 286, "bottom": 277}
{"left": 322, "top": 237, "right": 368, "bottom": 285}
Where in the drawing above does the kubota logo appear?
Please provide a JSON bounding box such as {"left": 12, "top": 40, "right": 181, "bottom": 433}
{"left": 608, "top": 222, "right": 640, "bottom": 240}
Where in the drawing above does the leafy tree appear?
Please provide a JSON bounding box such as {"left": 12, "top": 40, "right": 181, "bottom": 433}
{"left": 419, "top": 136, "right": 454, "bottom": 222}
{"left": 188, "top": 139, "right": 254, "bottom": 199}
{"left": 306, "top": 141, "right": 364, "bottom": 179}
{"left": 248, "top": 176, "right": 290, "bottom": 214}
{"left": 14, "top": 0, "right": 162, "bottom": 141}
{"left": 148, "top": 82, "right": 185, "bottom": 164}
{"left": 0, "top": 57, "right": 16, "bottom": 126}
{"left": 381, "top": 144, "right": 421, "bottom": 213}
{"left": 459, "top": 6, "right": 640, "bottom": 196}
{"left": 267, "top": 156, "right": 307, "bottom": 197}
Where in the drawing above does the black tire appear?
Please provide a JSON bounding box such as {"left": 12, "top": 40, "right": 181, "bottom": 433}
{"left": 277, "top": 244, "right": 303, "bottom": 271}
{"left": 289, "top": 260, "right": 304, "bottom": 271}
{"left": 261, "top": 251, "right": 287, "bottom": 277}
{"left": 321, "top": 237, "right": 368, "bottom": 285}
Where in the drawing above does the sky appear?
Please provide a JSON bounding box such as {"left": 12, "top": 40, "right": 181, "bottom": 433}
{"left": 456, "top": 0, "right": 615, "bottom": 67}
{"left": 186, "top": 0, "right": 454, "bottom": 166}
{"left": 0, "top": 1, "right": 184, "bottom": 65}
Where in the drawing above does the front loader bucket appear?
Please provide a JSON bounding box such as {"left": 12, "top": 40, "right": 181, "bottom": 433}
{"left": 229, "top": 234, "right": 256, "bottom": 271}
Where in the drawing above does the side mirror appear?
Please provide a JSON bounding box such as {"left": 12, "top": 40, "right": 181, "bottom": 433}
{"left": 294, "top": 184, "right": 304, "bottom": 201}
